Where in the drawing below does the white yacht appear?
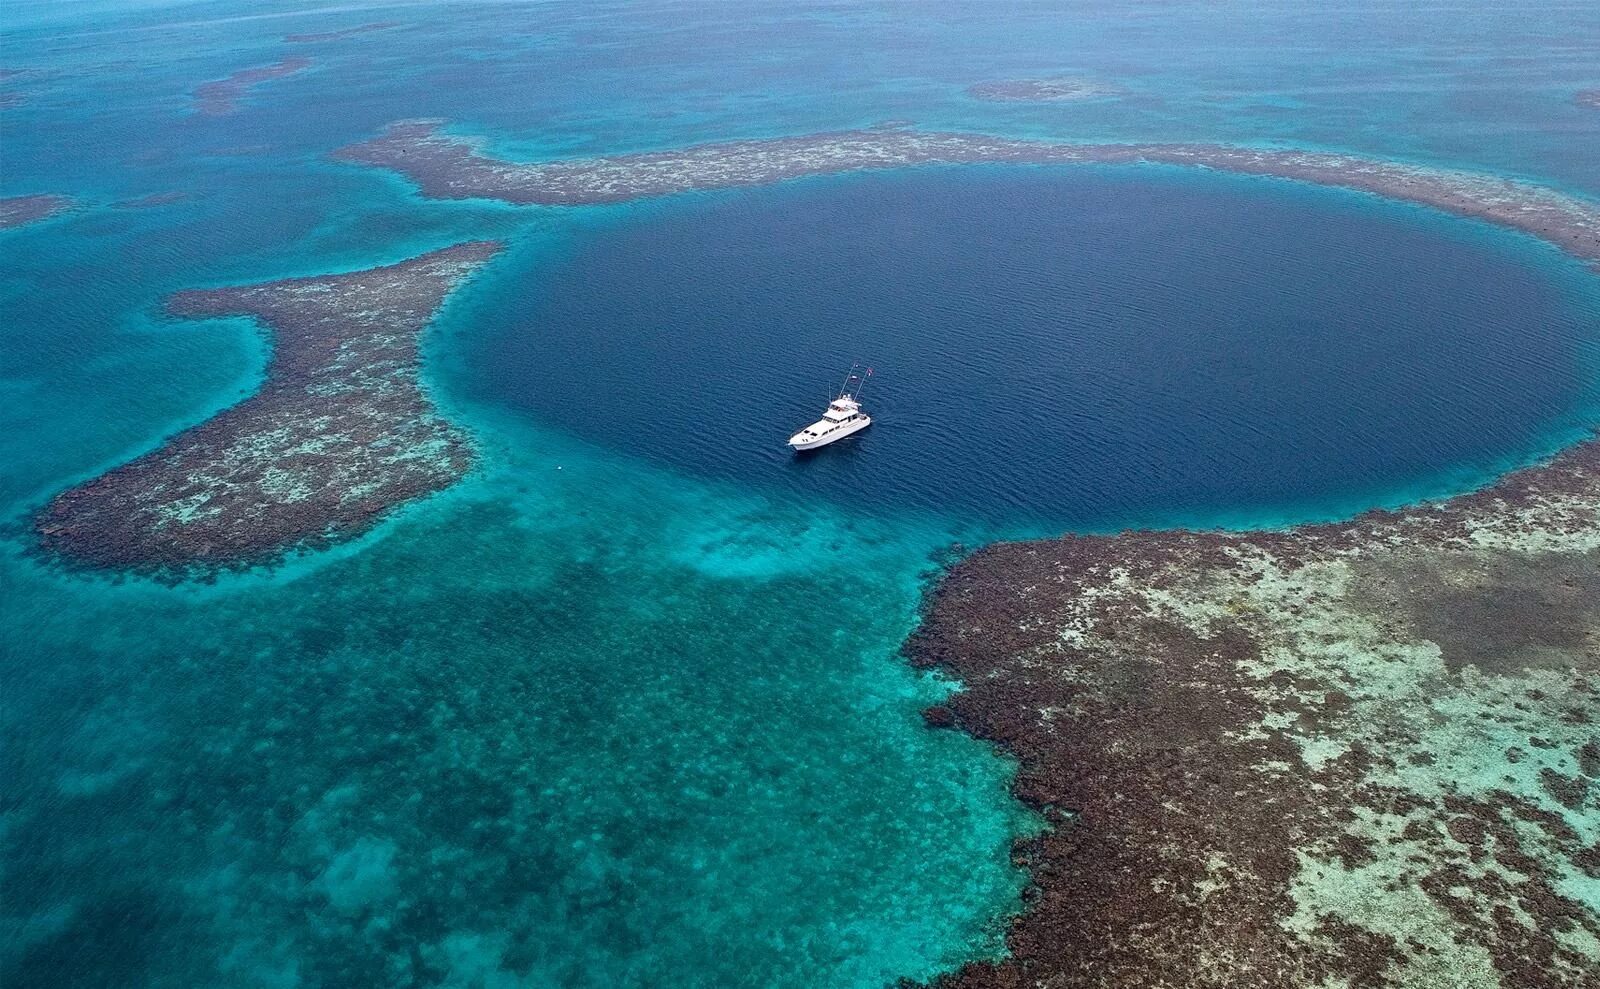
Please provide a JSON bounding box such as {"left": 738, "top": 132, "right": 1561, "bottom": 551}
{"left": 789, "top": 367, "right": 873, "bottom": 452}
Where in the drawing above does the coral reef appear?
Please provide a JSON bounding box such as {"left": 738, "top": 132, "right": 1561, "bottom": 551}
{"left": 192, "top": 58, "right": 311, "bottom": 116}
{"left": 335, "top": 122, "right": 1600, "bottom": 269}
{"left": 0, "top": 194, "right": 73, "bottom": 229}
{"left": 35, "top": 241, "right": 503, "bottom": 574}
{"left": 908, "top": 436, "right": 1600, "bottom": 988}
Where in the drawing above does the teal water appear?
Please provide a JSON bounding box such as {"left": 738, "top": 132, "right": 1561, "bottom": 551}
{"left": 3, "top": 2, "right": 1600, "bottom": 986}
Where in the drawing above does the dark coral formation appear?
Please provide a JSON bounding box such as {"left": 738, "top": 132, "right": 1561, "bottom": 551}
{"left": 336, "top": 122, "right": 1600, "bottom": 269}
{"left": 0, "top": 194, "right": 74, "bottom": 229}
{"left": 192, "top": 58, "right": 311, "bottom": 116}
{"left": 35, "top": 241, "right": 503, "bottom": 574}
{"left": 967, "top": 77, "right": 1120, "bottom": 102}
{"left": 908, "top": 437, "right": 1600, "bottom": 988}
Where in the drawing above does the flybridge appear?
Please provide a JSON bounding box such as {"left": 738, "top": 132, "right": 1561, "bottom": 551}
{"left": 788, "top": 365, "right": 874, "bottom": 452}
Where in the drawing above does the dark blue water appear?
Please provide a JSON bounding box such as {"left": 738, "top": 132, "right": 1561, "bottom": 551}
{"left": 463, "top": 165, "right": 1600, "bottom": 530}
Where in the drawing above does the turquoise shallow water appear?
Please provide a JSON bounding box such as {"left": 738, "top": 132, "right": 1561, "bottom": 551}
{"left": 3, "top": 2, "right": 1600, "bottom": 986}
{"left": 2, "top": 423, "right": 1033, "bottom": 987}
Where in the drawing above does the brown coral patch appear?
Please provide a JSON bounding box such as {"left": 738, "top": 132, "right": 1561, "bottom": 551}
{"left": 34, "top": 242, "right": 503, "bottom": 576}
{"left": 1, "top": 194, "right": 74, "bottom": 229}
{"left": 909, "top": 438, "right": 1600, "bottom": 987}
{"left": 192, "top": 58, "right": 311, "bottom": 116}
{"left": 1353, "top": 550, "right": 1600, "bottom": 674}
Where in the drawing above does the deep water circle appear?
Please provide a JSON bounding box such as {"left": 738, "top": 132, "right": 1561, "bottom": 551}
{"left": 460, "top": 165, "right": 1600, "bottom": 529}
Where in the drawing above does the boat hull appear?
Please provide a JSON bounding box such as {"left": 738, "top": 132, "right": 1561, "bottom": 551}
{"left": 788, "top": 416, "right": 871, "bottom": 452}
